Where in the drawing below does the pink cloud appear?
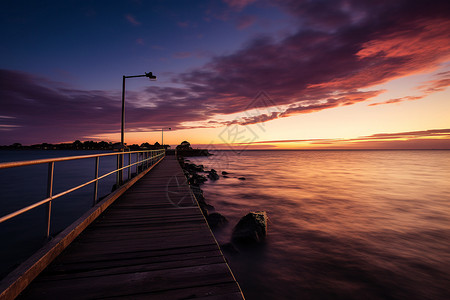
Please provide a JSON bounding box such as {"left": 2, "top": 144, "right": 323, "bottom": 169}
{"left": 369, "top": 71, "right": 450, "bottom": 106}
{"left": 125, "top": 14, "right": 141, "bottom": 26}
{"left": 177, "top": 21, "right": 190, "bottom": 28}
{"left": 235, "top": 129, "right": 450, "bottom": 149}
{"left": 173, "top": 52, "right": 193, "bottom": 59}
{"left": 369, "top": 95, "right": 424, "bottom": 106}
{"left": 419, "top": 71, "right": 450, "bottom": 93}
{"left": 223, "top": 0, "right": 257, "bottom": 10}
{"left": 236, "top": 15, "right": 256, "bottom": 29}
{"left": 2, "top": 1, "right": 450, "bottom": 145}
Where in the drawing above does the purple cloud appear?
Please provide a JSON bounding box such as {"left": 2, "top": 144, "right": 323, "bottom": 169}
{"left": 125, "top": 14, "right": 141, "bottom": 26}
{"left": 236, "top": 15, "right": 256, "bottom": 29}
{"left": 0, "top": 70, "right": 208, "bottom": 144}
{"left": 223, "top": 0, "right": 257, "bottom": 11}
{"left": 2, "top": 0, "right": 450, "bottom": 145}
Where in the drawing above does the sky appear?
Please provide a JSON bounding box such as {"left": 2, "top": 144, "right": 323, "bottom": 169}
{"left": 1, "top": 0, "right": 450, "bottom": 149}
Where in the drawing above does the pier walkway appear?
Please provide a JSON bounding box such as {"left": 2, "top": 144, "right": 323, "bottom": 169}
{"left": 14, "top": 156, "right": 244, "bottom": 299}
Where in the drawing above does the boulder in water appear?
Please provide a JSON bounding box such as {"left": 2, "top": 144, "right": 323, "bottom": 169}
{"left": 232, "top": 211, "right": 267, "bottom": 243}
{"left": 207, "top": 169, "right": 220, "bottom": 180}
{"left": 207, "top": 212, "right": 228, "bottom": 229}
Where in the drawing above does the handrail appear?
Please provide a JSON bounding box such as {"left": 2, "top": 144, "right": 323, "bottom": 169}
{"left": 0, "top": 149, "right": 157, "bottom": 170}
{"left": 0, "top": 149, "right": 165, "bottom": 238}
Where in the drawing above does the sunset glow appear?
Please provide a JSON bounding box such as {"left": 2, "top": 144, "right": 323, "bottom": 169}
{"left": 1, "top": 0, "right": 449, "bottom": 149}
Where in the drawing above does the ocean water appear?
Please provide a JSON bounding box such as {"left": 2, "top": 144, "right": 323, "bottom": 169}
{"left": 0, "top": 150, "right": 129, "bottom": 278}
{"left": 187, "top": 150, "right": 450, "bottom": 300}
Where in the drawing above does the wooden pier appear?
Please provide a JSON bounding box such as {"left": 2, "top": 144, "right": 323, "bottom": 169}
{"left": 11, "top": 155, "right": 244, "bottom": 299}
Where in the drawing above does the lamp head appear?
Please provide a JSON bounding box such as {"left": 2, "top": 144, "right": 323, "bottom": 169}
{"left": 145, "top": 72, "right": 157, "bottom": 80}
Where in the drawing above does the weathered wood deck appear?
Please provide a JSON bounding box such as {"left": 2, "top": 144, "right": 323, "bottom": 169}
{"left": 16, "top": 156, "right": 244, "bottom": 299}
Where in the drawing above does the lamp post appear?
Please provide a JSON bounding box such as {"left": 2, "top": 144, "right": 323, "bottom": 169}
{"left": 162, "top": 127, "right": 171, "bottom": 148}
{"left": 121, "top": 72, "right": 156, "bottom": 147}
{"left": 118, "top": 72, "right": 156, "bottom": 185}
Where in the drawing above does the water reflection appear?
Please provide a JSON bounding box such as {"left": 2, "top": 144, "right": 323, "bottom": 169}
{"left": 189, "top": 150, "right": 450, "bottom": 300}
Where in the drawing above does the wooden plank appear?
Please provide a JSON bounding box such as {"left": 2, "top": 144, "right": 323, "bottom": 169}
{"left": 14, "top": 156, "right": 244, "bottom": 300}
{"left": 19, "top": 263, "right": 237, "bottom": 299}
{"left": 51, "top": 244, "right": 221, "bottom": 265}
{"left": 97, "top": 282, "right": 242, "bottom": 300}
{"left": 45, "top": 249, "right": 223, "bottom": 274}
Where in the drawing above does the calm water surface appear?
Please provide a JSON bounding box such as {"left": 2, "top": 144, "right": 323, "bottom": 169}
{"left": 0, "top": 150, "right": 120, "bottom": 277}
{"left": 188, "top": 150, "right": 450, "bottom": 300}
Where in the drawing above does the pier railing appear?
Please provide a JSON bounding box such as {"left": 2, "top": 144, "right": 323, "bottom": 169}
{"left": 0, "top": 149, "right": 165, "bottom": 238}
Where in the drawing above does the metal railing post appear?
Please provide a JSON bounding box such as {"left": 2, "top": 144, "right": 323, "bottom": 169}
{"left": 116, "top": 154, "right": 120, "bottom": 187}
{"left": 93, "top": 156, "right": 99, "bottom": 206}
{"left": 135, "top": 153, "right": 138, "bottom": 174}
{"left": 145, "top": 152, "right": 148, "bottom": 169}
{"left": 128, "top": 153, "right": 131, "bottom": 180}
{"left": 46, "top": 162, "right": 54, "bottom": 238}
{"left": 121, "top": 152, "right": 124, "bottom": 184}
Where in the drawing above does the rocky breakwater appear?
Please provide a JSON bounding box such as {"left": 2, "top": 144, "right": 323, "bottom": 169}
{"left": 178, "top": 157, "right": 228, "bottom": 229}
{"left": 178, "top": 156, "right": 269, "bottom": 254}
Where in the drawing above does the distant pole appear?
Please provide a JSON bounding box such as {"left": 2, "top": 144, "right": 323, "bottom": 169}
{"left": 161, "top": 127, "right": 171, "bottom": 149}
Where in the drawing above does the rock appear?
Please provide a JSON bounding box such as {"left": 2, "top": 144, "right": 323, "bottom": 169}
{"left": 207, "top": 212, "right": 228, "bottom": 229}
{"left": 185, "top": 163, "right": 204, "bottom": 173}
{"left": 221, "top": 243, "right": 239, "bottom": 255}
{"left": 207, "top": 169, "right": 220, "bottom": 180}
{"left": 190, "top": 187, "right": 214, "bottom": 216}
{"left": 188, "top": 173, "right": 207, "bottom": 186}
{"left": 232, "top": 211, "right": 267, "bottom": 243}
{"left": 222, "top": 175, "right": 229, "bottom": 178}
{"left": 198, "top": 203, "right": 209, "bottom": 217}
{"left": 191, "top": 186, "right": 205, "bottom": 201}
{"left": 198, "top": 202, "right": 214, "bottom": 217}
{"left": 238, "top": 177, "right": 246, "bottom": 180}
{"left": 222, "top": 171, "right": 229, "bottom": 175}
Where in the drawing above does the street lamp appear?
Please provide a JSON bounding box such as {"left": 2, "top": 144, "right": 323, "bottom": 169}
{"left": 121, "top": 72, "right": 156, "bottom": 147}
{"left": 162, "top": 127, "right": 171, "bottom": 148}
{"left": 118, "top": 72, "right": 156, "bottom": 185}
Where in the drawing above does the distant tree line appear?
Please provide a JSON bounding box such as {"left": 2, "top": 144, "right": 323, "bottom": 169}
{"left": 0, "top": 140, "right": 169, "bottom": 150}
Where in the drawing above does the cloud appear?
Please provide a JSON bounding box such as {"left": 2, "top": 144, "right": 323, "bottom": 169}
{"left": 368, "top": 95, "right": 424, "bottom": 106}
{"left": 236, "top": 15, "right": 256, "bottom": 29}
{"left": 419, "top": 71, "right": 450, "bottom": 93}
{"left": 0, "top": 70, "right": 207, "bottom": 144}
{"left": 173, "top": 52, "right": 193, "bottom": 59}
{"left": 235, "top": 128, "right": 450, "bottom": 149}
{"left": 177, "top": 21, "right": 190, "bottom": 28}
{"left": 2, "top": 0, "right": 450, "bottom": 144}
{"left": 125, "top": 14, "right": 141, "bottom": 26}
{"left": 176, "top": 0, "right": 450, "bottom": 119}
{"left": 223, "top": 0, "right": 257, "bottom": 10}
{"left": 369, "top": 70, "right": 450, "bottom": 106}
